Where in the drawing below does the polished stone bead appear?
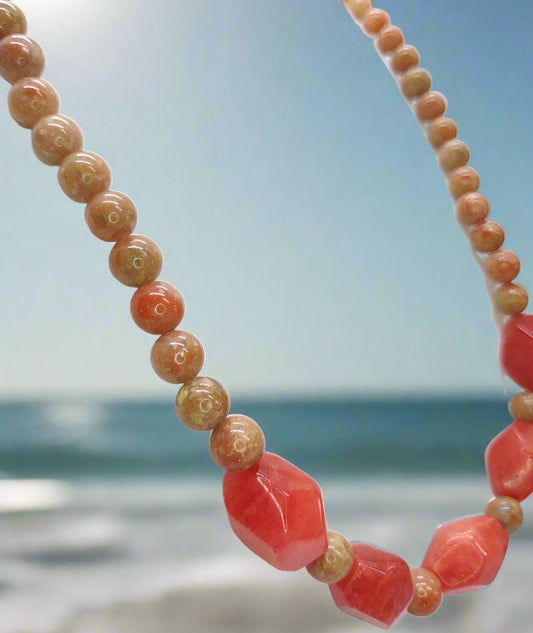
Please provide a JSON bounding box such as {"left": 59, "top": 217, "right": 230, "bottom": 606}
{"left": 150, "top": 329, "right": 204, "bottom": 384}
{"left": 415, "top": 91, "right": 447, "bottom": 123}
{"left": 306, "top": 530, "right": 353, "bottom": 584}
{"left": 455, "top": 192, "right": 489, "bottom": 226}
{"left": 343, "top": 0, "right": 372, "bottom": 21}
{"left": 485, "top": 420, "right": 533, "bottom": 502}
{"left": 176, "top": 376, "right": 230, "bottom": 431}
{"left": 421, "top": 515, "right": 509, "bottom": 595}
{"left": 483, "top": 249, "right": 520, "bottom": 284}
{"left": 469, "top": 220, "right": 504, "bottom": 253}
{"left": 130, "top": 280, "right": 185, "bottom": 335}
{"left": 390, "top": 44, "right": 420, "bottom": 75}
{"left": 508, "top": 391, "right": 533, "bottom": 423}
{"left": 108, "top": 234, "right": 162, "bottom": 287}
{"left": 222, "top": 452, "right": 327, "bottom": 571}
{"left": 0, "top": 34, "right": 44, "bottom": 84}
{"left": 438, "top": 139, "right": 470, "bottom": 172}
{"left": 329, "top": 543, "right": 412, "bottom": 629}
{"left": 400, "top": 68, "right": 431, "bottom": 100}
{"left": 426, "top": 117, "right": 457, "bottom": 150}
{"left": 32, "top": 114, "right": 83, "bottom": 166}
{"left": 209, "top": 414, "right": 265, "bottom": 471}
{"left": 8, "top": 77, "right": 59, "bottom": 128}
{"left": 0, "top": 1, "right": 27, "bottom": 41}
{"left": 494, "top": 283, "right": 528, "bottom": 316}
{"left": 485, "top": 496, "right": 523, "bottom": 534}
{"left": 499, "top": 313, "right": 533, "bottom": 391}
{"left": 448, "top": 166, "right": 480, "bottom": 199}
{"left": 58, "top": 150, "right": 111, "bottom": 203}
{"left": 376, "top": 26, "right": 404, "bottom": 55}
{"left": 362, "top": 9, "right": 389, "bottom": 36}
{"left": 85, "top": 190, "right": 137, "bottom": 242}
{"left": 408, "top": 567, "right": 443, "bottom": 617}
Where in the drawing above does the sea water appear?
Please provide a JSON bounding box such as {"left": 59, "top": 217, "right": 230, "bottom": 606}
{"left": 0, "top": 397, "right": 531, "bottom": 633}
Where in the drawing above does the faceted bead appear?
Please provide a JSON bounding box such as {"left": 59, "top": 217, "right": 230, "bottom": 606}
{"left": 426, "top": 117, "right": 458, "bottom": 150}
{"left": 130, "top": 280, "right": 185, "bottom": 335}
{"left": 209, "top": 414, "right": 265, "bottom": 471}
{"left": 508, "top": 391, "right": 533, "bottom": 423}
{"left": 329, "top": 543, "right": 412, "bottom": 629}
{"left": 222, "top": 452, "right": 327, "bottom": 571}
{"left": 176, "top": 376, "right": 230, "bottom": 431}
{"left": 438, "top": 139, "right": 470, "bottom": 172}
{"left": 415, "top": 91, "right": 447, "bottom": 123}
{"left": 421, "top": 515, "right": 509, "bottom": 595}
{"left": 486, "top": 419, "right": 533, "bottom": 501}
{"left": 8, "top": 77, "right": 59, "bottom": 129}
{"left": 469, "top": 221, "right": 504, "bottom": 253}
{"left": 58, "top": 151, "right": 111, "bottom": 203}
{"left": 500, "top": 314, "right": 533, "bottom": 391}
{"left": 150, "top": 329, "right": 204, "bottom": 384}
{"left": 0, "top": 2, "right": 27, "bottom": 40}
{"left": 343, "top": 0, "right": 372, "bottom": 21}
{"left": 390, "top": 44, "right": 420, "bottom": 75}
{"left": 485, "top": 496, "right": 523, "bottom": 534}
{"left": 408, "top": 567, "right": 443, "bottom": 617}
{"left": 306, "top": 530, "right": 353, "bottom": 584}
{"left": 85, "top": 190, "right": 137, "bottom": 242}
{"left": 483, "top": 249, "right": 520, "bottom": 284}
{"left": 448, "top": 166, "right": 480, "bottom": 199}
{"left": 0, "top": 34, "right": 44, "bottom": 84}
{"left": 362, "top": 9, "right": 389, "bottom": 36}
{"left": 494, "top": 283, "right": 528, "bottom": 316}
{"left": 108, "top": 234, "right": 162, "bottom": 287}
{"left": 400, "top": 68, "right": 431, "bottom": 100}
{"left": 32, "top": 114, "right": 83, "bottom": 166}
{"left": 376, "top": 26, "right": 404, "bottom": 55}
{"left": 454, "top": 192, "right": 489, "bottom": 225}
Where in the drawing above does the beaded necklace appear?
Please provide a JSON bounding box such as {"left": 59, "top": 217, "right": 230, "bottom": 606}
{"left": 1, "top": 0, "right": 532, "bottom": 628}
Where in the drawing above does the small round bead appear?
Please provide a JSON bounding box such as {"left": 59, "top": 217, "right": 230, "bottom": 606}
{"left": 408, "top": 567, "right": 443, "bottom": 617}
{"left": 494, "top": 283, "right": 528, "bottom": 315}
{"left": 209, "top": 414, "right": 265, "bottom": 471}
{"left": 109, "top": 234, "right": 163, "bottom": 287}
{"left": 415, "top": 91, "right": 447, "bottom": 123}
{"left": 376, "top": 26, "right": 404, "bottom": 55}
{"left": 438, "top": 139, "right": 470, "bottom": 172}
{"left": 8, "top": 77, "right": 59, "bottom": 129}
{"left": 343, "top": 0, "right": 372, "bottom": 21}
{"left": 508, "top": 391, "right": 533, "bottom": 422}
{"left": 0, "top": 34, "right": 44, "bottom": 84}
{"left": 454, "top": 192, "right": 489, "bottom": 225}
{"left": 306, "top": 530, "right": 353, "bottom": 584}
{"left": 0, "top": 1, "right": 27, "bottom": 41}
{"left": 151, "top": 329, "right": 205, "bottom": 384}
{"left": 469, "top": 221, "right": 505, "bottom": 253}
{"left": 485, "top": 496, "right": 523, "bottom": 534}
{"left": 58, "top": 151, "right": 112, "bottom": 203}
{"left": 32, "top": 114, "right": 83, "bottom": 166}
{"left": 426, "top": 117, "right": 458, "bottom": 149}
{"left": 176, "top": 376, "right": 230, "bottom": 431}
{"left": 448, "top": 166, "right": 480, "bottom": 199}
{"left": 362, "top": 8, "right": 389, "bottom": 36}
{"left": 400, "top": 68, "right": 432, "bottom": 100}
{"left": 483, "top": 249, "right": 520, "bottom": 284}
{"left": 390, "top": 44, "right": 420, "bottom": 74}
{"left": 130, "top": 280, "right": 185, "bottom": 335}
{"left": 85, "top": 190, "right": 137, "bottom": 241}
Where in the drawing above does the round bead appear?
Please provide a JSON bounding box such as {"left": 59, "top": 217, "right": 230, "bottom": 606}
{"left": 448, "top": 166, "right": 480, "bottom": 199}
{"left": 485, "top": 496, "right": 523, "bottom": 534}
{"left": 426, "top": 117, "right": 458, "bottom": 149}
{"left": 376, "top": 26, "right": 404, "bottom": 55}
{"left": 362, "top": 8, "right": 389, "bottom": 36}
{"left": 209, "top": 414, "right": 265, "bottom": 471}
{"left": 8, "top": 77, "right": 59, "bottom": 129}
{"left": 85, "top": 190, "right": 137, "bottom": 241}
{"left": 32, "top": 114, "right": 83, "bottom": 166}
{"left": 306, "top": 530, "right": 353, "bottom": 584}
{"left": 400, "top": 68, "right": 432, "bottom": 100}
{"left": 390, "top": 44, "right": 420, "bottom": 74}
{"left": 469, "top": 221, "right": 505, "bottom": 253}
{"left": 407, "top": 567, "right": 443, "bottom": 617}
{"left": 508, "top": 391, "right": 533, "bottom": 422}
{"left": 494, "top": 283, "right": 528, "bottom": 315}
{"left": 0, "top": 1, "right": 27, "bottom": 40}
{"left": 483, "top": 249, "right": 520, "bottom": 284}
{"left": 130, "top": 280, "right": 185, "bottom": 335}
{"left": 343, "top": 0, "right": 372, "bottom": 21}
{"left": 151, "top": 330, "right": 204, "bottom": 384}
{"left": 0, "top": 34, "right": 44, "bottom": 84}
{"left": 109, "top": 234, "right": 163, "bottom": 287}
{"left": 176, "top": 376, "right": 230, "bottom": 431}
{"left": 454, "top": 192, "right": 489, "bottom": 226}
{"left": 415, "top": 91, "right": 447, "bottom": 123}
{"left": 438, "top": 139, "right": 470, "bottom": 172}
{"left": 58, "top": 150, "right": 112, "bottom": 203}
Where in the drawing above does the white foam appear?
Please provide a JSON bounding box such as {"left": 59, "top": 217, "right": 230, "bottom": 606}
{"left": 0, "top": 479, "right": 68, "bottom": 513}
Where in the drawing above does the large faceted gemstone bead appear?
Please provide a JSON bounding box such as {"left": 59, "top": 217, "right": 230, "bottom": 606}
{"left": 486, "top": 420, "right": 533, "bottom": 501}
{"left": 421, "top": 515, "right": 508, "bottom": 595}
{"left": 500, "top": 313, "right": 533, "bottom": 390}
{"left": 222, "top": 452, "right": 327, "bottom": 571}
{"left": 329, "top": 543, "right": 412, "bottom": 629}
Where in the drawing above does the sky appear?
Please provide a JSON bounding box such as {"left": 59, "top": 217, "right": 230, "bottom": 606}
{"left": 1, "top": 0, "right": 533, "bottom": 400}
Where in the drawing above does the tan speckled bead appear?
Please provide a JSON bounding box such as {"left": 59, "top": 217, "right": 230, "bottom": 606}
{"left": 176, "top": 376, "right": 230, "bottom": 431}
{"left": 362, "top": 8, "right": 389, "bottom": 36}
{"left": 109, "top": 234, "right": 162, "bottom": 287}
{"left": 0, "top": 34, "right": 44, "bottom": 84}
{"left": 343, "top": 0, "right": 372, "bottom": 21}
{"left": 454, "top": 192, "right": 489, "bottom": 225}
{"left": 0, "top": 1, "right": 27, "bottom": 40}
{"left": 469, "top": 221, "right": 504, "bottom": 253}
{"left": 8, "top": 77, "right": 59, "bottom": 128}
{"left": 306, "top": 530, "right": 353, "bottom": 584}
{"left": 85, "top": 190, "right": 137, "bottom": 242}
{"left": 408, "top": 568, "right": 443, "bottom": 617}
{"left": 151, "top": 330, "right": 205, "bottom": 384}
{"left": 508, "top": 391, "right": 533, "bottom": 422}
{"left": 390, "top": 44, "right": 419, "bottom": 74}
{"left": 32, "top": 114, "right": 83, "bottom": 166}
{"left": 438, "top": 139, "right": 470, "bottom": 172}
{"left": 483, "top": 249, "right": 520, "bottom": 284}
{"left": 58, "top": 150, "right": 111, "bottom": 203}
{"left": 494, "top": 283, "right": 528, "bottom": 315}
{"left": 426, "top": 117, "right": 458, "bottom": 149}
{"left": 209, "top": 414, "right": 265, "bottom": 471}
{"left": 485, "top": 496, "right": 523, "bottom": 534}
{"left": 448, "top": 166, "right": 480, "bottom": 199}
{"left": 400, "top": 67, "right": 432, "bottom": 100}
{"left": 376, "top": 26, "right": 404, "bottom": 55}
{"left": 415, "top": 91, "right": 447, "bottom": 123}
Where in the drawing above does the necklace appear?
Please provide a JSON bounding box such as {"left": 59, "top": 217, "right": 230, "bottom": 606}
{"left": 1, "top": 0, "right": 532, "bottom": 629}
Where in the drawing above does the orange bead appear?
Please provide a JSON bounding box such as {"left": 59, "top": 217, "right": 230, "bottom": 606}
{"left": 85, "top": 190, "right": 137, "bottom": 242}
{"left": 494, "top": 283, "right": 528, "bottom": 315}
{"left": 176, "top": 376, "right": 230, "bottom": 431}
{"left": 485, "top": 496, "right": 523, "bottom": 534}
{"left": 362, "top": 8, "right": 389, "bottom": 36}
{"left": 448, "top": 166, "right": 480, "bottom": 199}
{"left": 58, "top": 150, "right": 112, "bottom": 203}
{"left": 209, "top": 414, "right": 265, "bottom": 471}
{"left": 400, "top": 68, "right": 431, "bottom": 100}
{"left": 454, "top": 192, "right": 489, "bottom": 225}
{"left": 426, "top": 117, "right": 458, "bottom": 149}
{"left": 150, "top": 329, "right": 204, "bottom": 384}
{"left": 483, "top": 249, "right": 520, "bottom": 284}
{"left": 508, "top": 391, "right": 533, "bottom": 423}
{"left": 343, "top": 0, "right": 372, "bottom": 21}
{"left": 376, "top": 26, "right": 404, "bottom": 55}
{"left": 438, "top": 139, "right": 470, "bottom": 172}
{"left": 306, "top": 530, "right": 353, "bottom": 584}
{"left": 32, "top": 114, "right": 83, "bottom": 166}
{"left": 390, "top": 44, "right": 419, "bottom": 74}
{"left": 8, "top": 77, "right": 59, "bottom": 129}
{"left": 0, "top": 1, "right": 27, "bottom": 40}
{"left": 109, "top": 234, "right": 163, "bottom": 287}
{"left": 0, "top": 34, "right": 44, "bottom": 84}
{"left": 408, "top": 567, "right": 443, "bottom": 617}
{"left": 130, "top": 280, "right": 185, "bottom": 335}
{"left": 415, "top": 91, "right": 447, "bottom": 123}
{"left": 469, "top": 220, "right": 504, "bottom": 253}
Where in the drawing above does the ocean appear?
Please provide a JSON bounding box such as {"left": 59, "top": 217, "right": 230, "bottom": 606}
{"left": 0, "top": 397, "right": 531, "bottom": 633}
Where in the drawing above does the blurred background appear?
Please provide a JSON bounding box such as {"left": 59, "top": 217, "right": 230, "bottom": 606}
{"left": 0, "top": 1, "right": 532, "bottom": 631}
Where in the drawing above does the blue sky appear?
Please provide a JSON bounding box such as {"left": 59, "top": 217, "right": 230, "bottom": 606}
{"left": 1, "top": 0, "right": 532, "bottom": 399}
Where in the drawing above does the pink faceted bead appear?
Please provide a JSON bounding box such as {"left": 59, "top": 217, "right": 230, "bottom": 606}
{"left": 500, "top": 313, "right": 533, "bottom": 390}
{"left": 486, "top": 420, "right": 533, "bottom": 502}
{"left": 222, "top": 452, "right": 327, "bottom": 571}
{"left": 329, "top": 543, "right": 412, "bottom": 629}
{"left": 421, "top": 515, "right": 509, "bottom": 596}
